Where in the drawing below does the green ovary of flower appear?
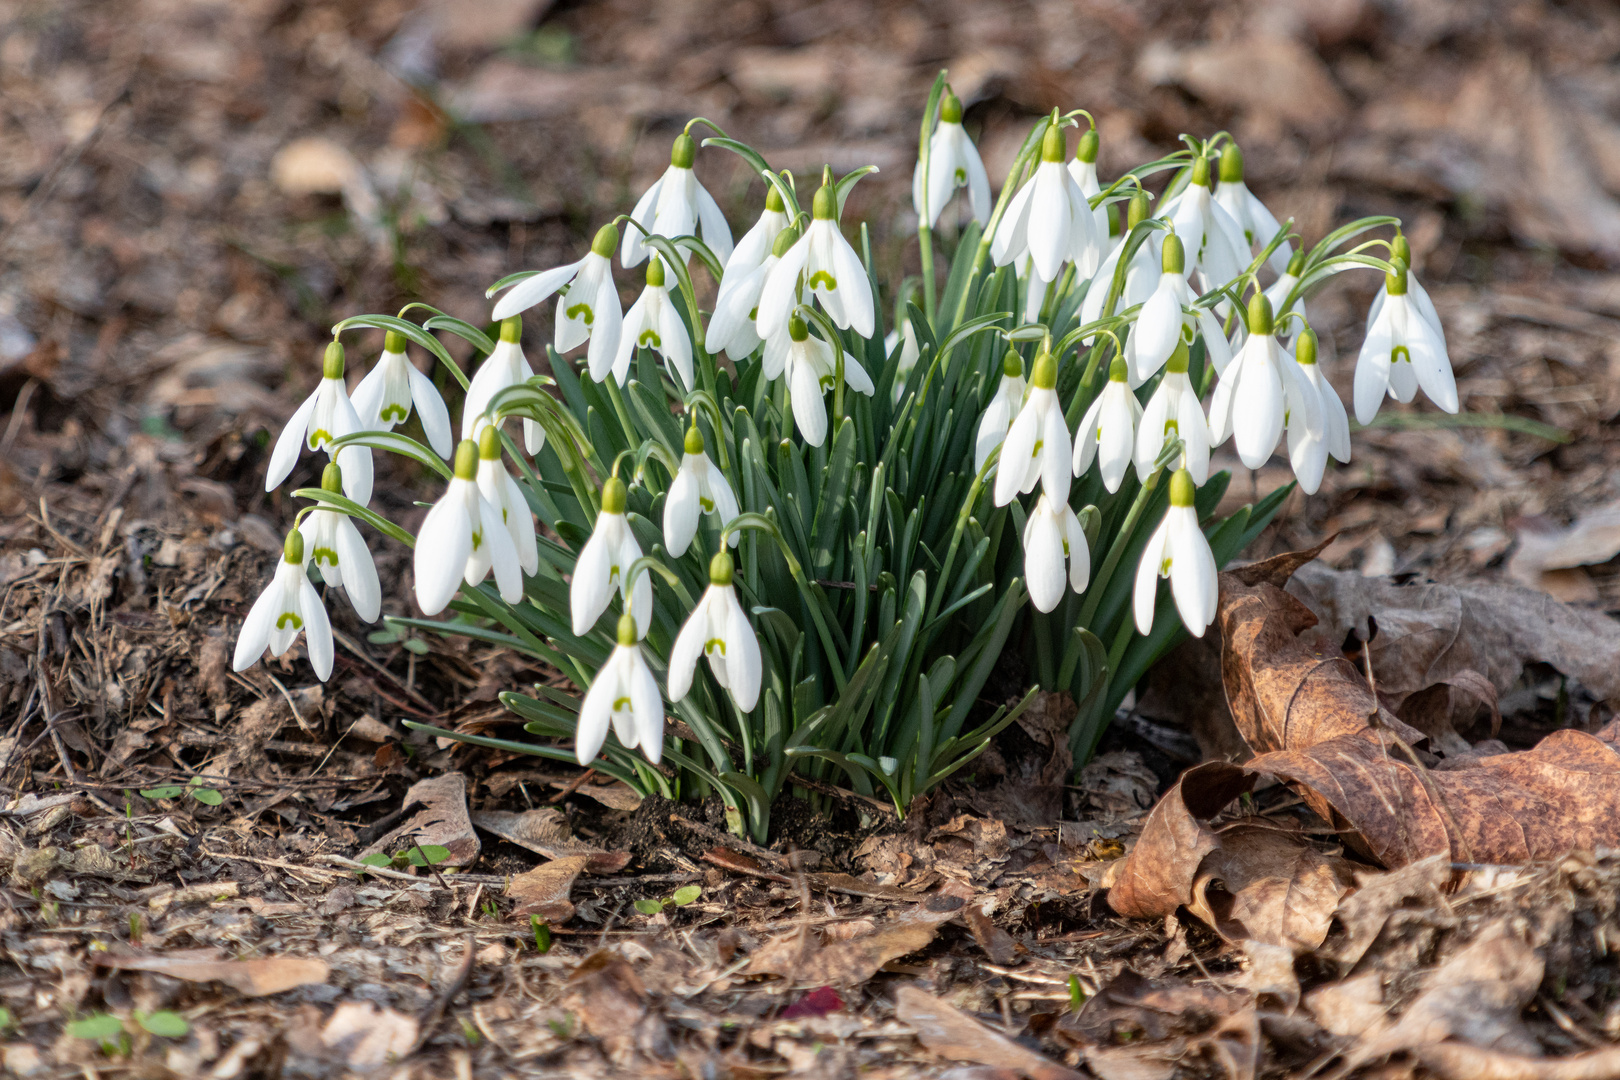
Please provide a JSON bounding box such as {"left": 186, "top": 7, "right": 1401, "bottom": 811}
{"left": 276, "top": 612, "right": 304, "bottom": 630}
{"left": 808, "top": 270, "right": 837, "bottom": 291}
{"left": 566, "top": 302, "right": 595, "bottom": 325}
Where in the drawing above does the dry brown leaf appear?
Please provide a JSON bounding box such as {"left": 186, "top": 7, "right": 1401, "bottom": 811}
{"left": 506, "top": 850, "right": 629, "bottom": 922}
{"left": 894, "top": 985, "right": 1085, "bottom": 1080}
{"left": 309, "top": 1001, "right": 418, "bottom": 1071}
{"left": 565, "top": 950, "right": 672, "bottom": 1065}
{"left": 94, "top": 948, "right": 328, "bottom": 996}
{"left": 361, "top": 772, "right": 479, "bottom": 868}
{"left": 1103, "top": 762, "right": 1256, "bottom": 920}
{"left": 1188, "top": 824, "right": 1353, "bottom": 954}
{"left": 749, "top": 884, "right": 970, "bottom": 984}
{"left": 1289, "top": 560, "right": 1620, "bottom": 718}
{"left": 1315, "top": 854, "right": 1452, "bottom": 971}
{"left": 1056, "top": 971, "right": 1258, "bottom": 1080}
{"left": 471, "top": 807, "right": 607, "bottom": 860}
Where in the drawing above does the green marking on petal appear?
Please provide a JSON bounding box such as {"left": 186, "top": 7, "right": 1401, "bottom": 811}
{"left": 275, "top": 612, "right": 304, "bottom": 630}
{"left": 1159, "top": 555, "right": 1173, "bottom": 576}
{"left": 807, "top": 270, "right": 837, "bottom": 291}
{"left": 1163, "top": 419, "right": 1179, "bottom": 437}
{"left": 705, "top": 638, "right": 726, "bottom": 656}
{"left": 638, "top": 329, "right": 661, "bottom": 348}
{"left": 565, "top": 302, "right": 595, "bottom": 326}
{"left": 700, "top": 496, "right": 715, "bottom": 513}
{"left": 312, "top": 546, "right": 340, "bottom": 567}
{"left": 748, "top": 305, "right": 758, "bottom": 320}
{"left": 1392, "top": 345, "right": 1411, "bottom": 366}
{"left": 1031, "top": 438, "right": 1043, "bottom": 459}
{"left": 613, "top": 696, "right": 632, "bottom": 712}
{"left": 380, "top": 403, "right": 409, "bottom": 423}
{"left": 307, "top": 428, "right": 333, "bottom": 449}
{"left": 471, "top": 528, "right": 483, "bottom": 552}
{"left": 954, "top": 167, "right": 967, "bottom": 184}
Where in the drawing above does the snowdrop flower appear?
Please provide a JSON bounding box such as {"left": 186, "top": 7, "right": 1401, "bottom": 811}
{"left": 886, "top": 315, "right": 921, "bottom": 403}
{"left": 489, "top": 223, "right": 623, "bottom": 385}
{"left": 669, "top": 550, "right": 762, "bottom": 712}
{"left": 664, "top": 424, "right": 739, "bottom": 558}
{"left": 780, "top": 315, "right": 875, "bottom": 447}
{"left": 613, "top": 257, "right": 693, "bottom": 390}
{"left": 232, "top": 529, "right": 334, "bottom": 681}
{"left": 414, "top": 440, "right": 525, "bottom": 617}
{"left": 712, "top": 225, "right": 798, "bottom": 362}
{"left": 1066, "top": 127, "right": 1112, "bottom": 253}
{"left": 475, "top": 427, "right": 539, "bottom": 578}
{"left": 352, "top": 330, "right": 453, "bottom": 459}
{"left": 460, "top": 317, "right": 545, "bottom": 455}
{"left": 297, "top": 464, "right": 380, "bottom": 623}
{"left": 1135, "top": 341, "right": 1211, "bottom": 484}
{"left": 992, "top": 122, "right": 1102, "bottom": 285}
{"left": 570, "top": 474, "right": 651, "bottom": 638}
{"left": 913, "top": 89, "right": 990, "bottom": 228}
{"left": 725, "top": 183, "right": 789, "bottom": 286}
{"left": 1214, "top": 143, "right": 1290, "bottom": 275}
{"left": 266, "top": 341, "right": 373, "bottom": 506}
{"left": 1129, "top": 234, "right": 1193, "bottom": 385}
{"left": 1023, "top": 494, "right": 1090, "bottom": 614}
{"left": 622, "top": 132, "right": 734, "bottom": 269}
{"left": 1159, "top": 155, "right": 1250, "bottom": 291}
{"left": 757, "top": 182, "right": 875, "bottom": 339}
{"left": 1073, "top": 356, "right": 1141, "bottom": 494}
{"left": 1294, "top": 329, "right": 1350, "bottom": 475}
{"left": 1134, "top": 469, "right": 1218, "bottom": 637}
{"left": 974, "top": 350, "right": 1025, "bottom": 474}
{"left": 993, "top": 347, "right": 1070, "bottom": 507}
{"left": 1207, "top": 295, "right": 1325, "bottom": 487}
{"left": 576, "top": 612, "right": 665, "bottom": 766}
{"left": 1079, "top": 190, "right": 1159, "bottom": 339}
{"left": 1355, "top": 247, "right": 1456, "bottom": 424}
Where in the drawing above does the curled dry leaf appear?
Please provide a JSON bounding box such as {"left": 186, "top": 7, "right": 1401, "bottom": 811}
{"left": 1055, "top": 970, "right": 1260, "bottom": 1080}
{"left": 895, "top": 984, "right": 1086, "bottom": 1080}
{"left": 94, "top": 948, "right": 329, "bottom": 996}
{"left": 506, "top": 850, "right": 630, "bottom": 922}
{"left": 360, "top": 772, "right": 479, "bottom": 868}
{"left": 749, "top": 883, "right": 971, "bottom": 985}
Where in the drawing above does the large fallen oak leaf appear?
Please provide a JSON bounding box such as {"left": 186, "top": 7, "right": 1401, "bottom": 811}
{"left": 1110, "top": 547, "right": 1620, "bottom": 920}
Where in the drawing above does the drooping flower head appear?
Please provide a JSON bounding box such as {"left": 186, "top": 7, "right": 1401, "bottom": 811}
{"left": 1214, "top": 143, "right": 1291, "bottom": 275}
{"left": 1159, "top": 154, "right": 1249, "bottom": 292}
{"left": 1135, "top": 340, "right": 1211, "bottom": 485}
{"left": 613, "top": 257, "right": 693, "bottom": 390}
{"left": 622, "top": 132, "right": 734, "bottom": 269}
{"left": 725, "top": 182, "right": 789, "bottom": 287}
{"left": 1263, "top": 248, "right": 1309, "bottom": 343}
{"left": 461, "top": 316, "right": 545, "bottom": 455}
{"left": 994, "top": 345, "right": 1070, "bottom": 507}
{"left": 1294, "top": 328, "right": 1350, "bottom": 478}
{"left": 757, "top": 181, "right": 875, "bottom": 339}
{"left": 669, "top": 549, "right": 762, "bottom": 712}
{"left": 1129, "top": 232, "right": 1193, "bottom": 385}
{"left": 992, "top": 120, "right": 1102, "bottom": 285}
{"left": 475, "top": 426, "right": 539, "bottom": 578}
{"left": 780, "top": 314, "right": 875, "bottom": 448}
{"left": 414, "top": 439, "right": 525, "bottom": 617}
{"left": 352, "top": 330, "right": 453, "bottom": 459}
{"left": 713, "top": 224, "right": 799, "bottom": 363}
{"left": 297, "top": 463, "right": 380, "bottom": 623}
{"left": 489, "top": 223, "right": 623, "bottom": 385}
{"left": 265, "top": 341, "right": 373, "bottom": 506}
{"left": 577, "top": 612, "right": 665, "bottom": 766}
{"left": 233, "top": 528, "right": 334, "bottom": 681}
{"left": 571, "top": 473, "right": 651, "bottom": 638}
{"left": 1066, "top": 126, "right": 1112, "bottom": 252}
{"left": 913, "top": 88, "right": 991, "bottom": 229}
{"left": 1080, "top": 188, "right": 1160, "bottom": 339}
{"left": 1023, "top": 493, "right": 1090, "bottom": 614}
{"left": 1207, "top": 293, "right": 1324, "bottom": 481}
{"left": 664, "top": 423, "right": 740, "bottom": 558}
{"left": 1074, "top": 355, "right": 1141, "bottom": 494}
{"left": 975, "top": 349, "right": 1026, "bottom": 475}
{"left": 1134, "top": 468, "right": 1218, "bottom": 638}
{"left": 1354, "top": 243, "right": 1456, "bottom": 424}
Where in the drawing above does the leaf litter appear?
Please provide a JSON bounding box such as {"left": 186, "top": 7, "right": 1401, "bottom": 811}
{"left": 8, "top": 0, "right": 1620, "bottom": 1075}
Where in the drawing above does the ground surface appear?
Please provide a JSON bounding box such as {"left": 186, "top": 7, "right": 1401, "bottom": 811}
{"left": 6, "top": 0, "right": 1620, "bottom": 1076}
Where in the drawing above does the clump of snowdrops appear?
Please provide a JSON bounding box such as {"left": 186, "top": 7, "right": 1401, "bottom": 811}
{"left": 235, "top": 74, "right": 1455, "bottom": 840}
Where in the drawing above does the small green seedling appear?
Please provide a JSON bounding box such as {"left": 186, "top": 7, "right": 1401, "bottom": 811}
{"left": 136, "top": 1011, "right": 190, "bottom": 1038}
{"left": 354, "top": 844, "right": 452, "bottom": 876}
{"left": 139, "top": 776, "right": 222, "bottom": 807}
{"left": 531, "top": 915, "right": 551, "bottom": 954}
{"left": 368, "top": 621, "right": 429, "bottom": 655}
{"left": 1069, "top": 974, "right": 1086, "bottom": 1011}
{"left": 632, "top": 884, "right": 702, "bottom": 916}
{"left": 67, "top": 1014, "right": 130, "bottom": 1056}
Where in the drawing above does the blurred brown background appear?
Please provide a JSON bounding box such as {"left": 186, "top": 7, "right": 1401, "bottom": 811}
{"left": 6, "top": 0, "right": 1620, "bottom": 605}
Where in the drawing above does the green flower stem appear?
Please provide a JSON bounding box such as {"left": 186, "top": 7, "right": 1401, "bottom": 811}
{"left": 1075, "top": 465, "right": 1163, "bottom": 633}
{"left": 604, "top": 377, "right": 640, "bottom": 454}
{"left": 918, "top": 224, "right": 937, "bottom": 325}
{"left": 921, "top": 448, "right": 997, "bottom": 632}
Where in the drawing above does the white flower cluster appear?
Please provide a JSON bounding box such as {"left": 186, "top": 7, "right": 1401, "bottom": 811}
{"left": 236, "top": 96, "right": 1456, "bottom": 773}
